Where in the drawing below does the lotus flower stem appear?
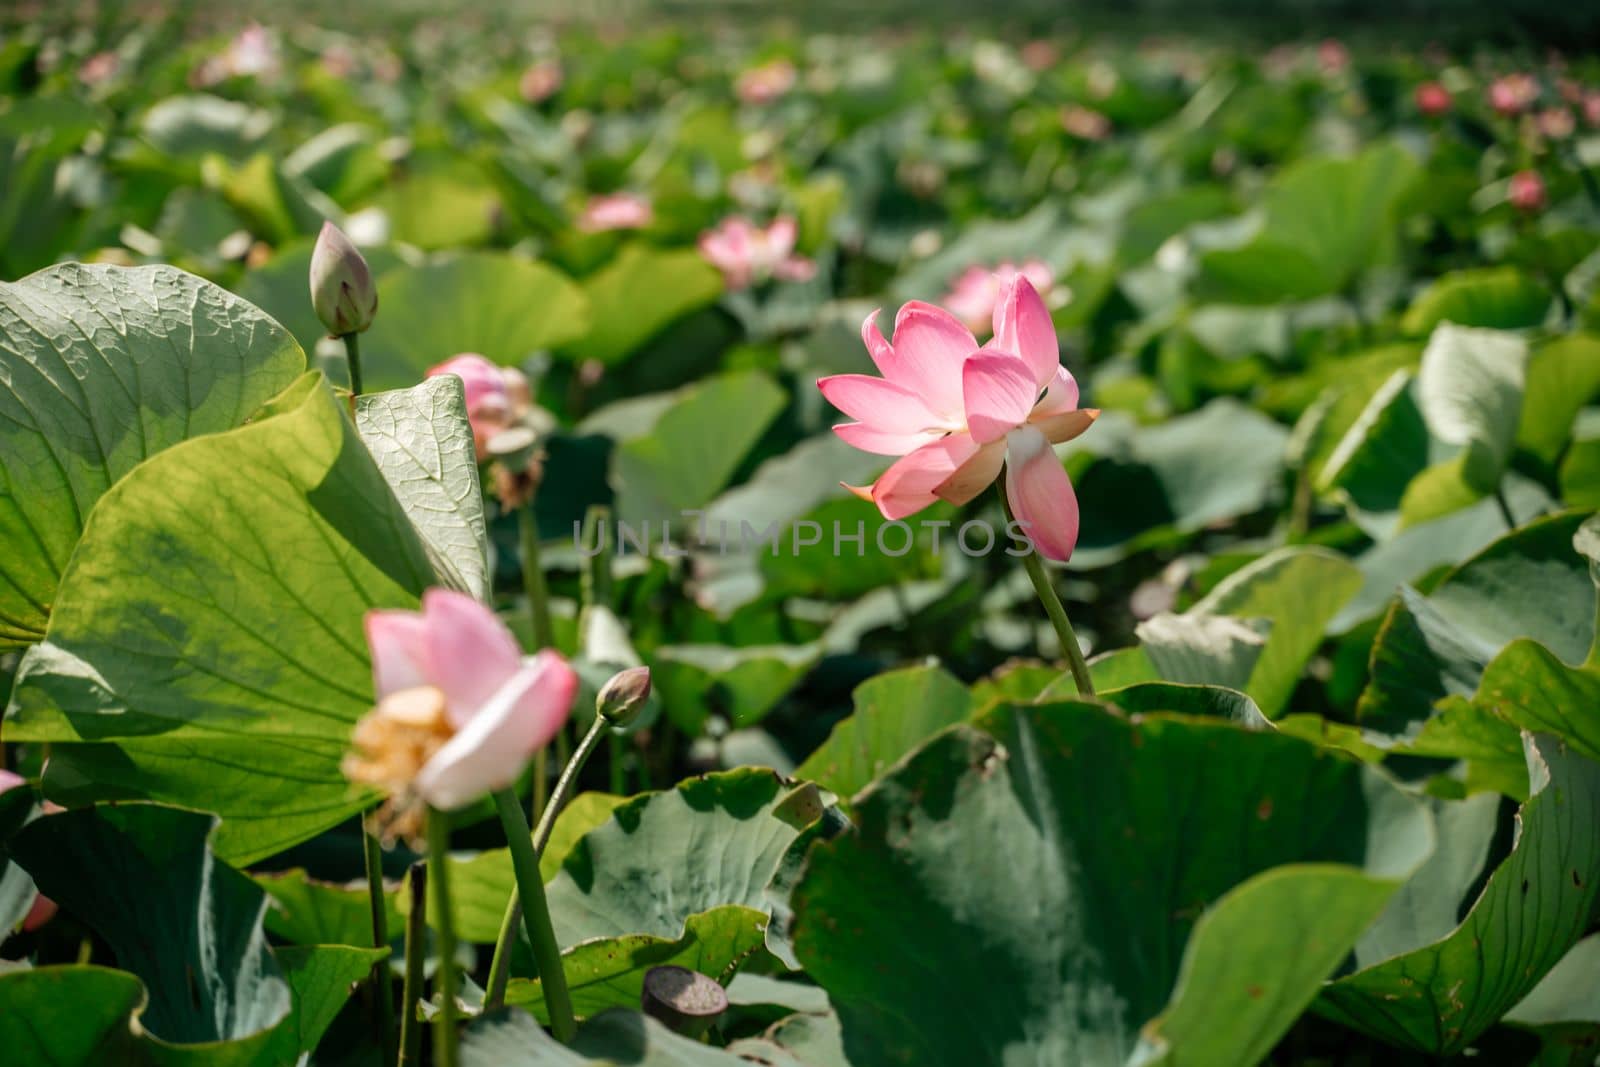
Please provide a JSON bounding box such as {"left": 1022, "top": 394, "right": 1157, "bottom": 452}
{"left": 491, "top": 788, "right": 577, "bottom": 1043}
{"left": 398, "top": 861, "right": 427, "bottom": 1067}
{"left": 483, "top": 714, "right": 609, "bottom": 1012}
{"left": 425, "top": 809, "right": 459, "bottom": 1067}
{"left": 343, "top": 332, "right": 364, "bottom": 397}
{"left": 999, "top": 484, "right": 1094, "bottom": 697}
{"left": 361, "top": 818, "right": 397, "bottom": 1066}
{"left": 1494, "top": 488, "right": 1517, "bottom": 530}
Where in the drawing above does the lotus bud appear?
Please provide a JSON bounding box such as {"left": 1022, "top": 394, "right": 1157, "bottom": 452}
{"left": 309, "top": 221, "right": 378, "bottom": 336}
{"left": 596, "top": 666, "right": 652, "bottom": 728}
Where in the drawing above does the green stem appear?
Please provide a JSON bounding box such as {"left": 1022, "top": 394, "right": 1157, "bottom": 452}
{"left": 1494, "top": 487, "right": 1518, "bottom": 530}
{"left": 342, "top": 331, "right": 363, "bottom": 397}
{"left": 425, "top": 810, "right": 458, "bottom": 1067}
{"left": 362, "top": 820, "right": 397, "bottom": 1067}
{"left": 398, "top": 862, "right": 427, "bottom": 1067}
{"left": 579, "top": 505, "right": 614, "bottom": 610}
{"left": 491, "top": 790, "right": 577, "bottom": 1044}
{"left": 483, "top": 715, "right": 609, "bottom": 1011}
{"left": 998, "top": 484, "right": 1094, "bottom": 698}
{"left": 518, "top": 506, "right": 556, "bottom": 652}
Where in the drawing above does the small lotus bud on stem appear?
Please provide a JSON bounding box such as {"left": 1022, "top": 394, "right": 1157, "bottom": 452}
{"left": 310, "top": 222, "right": 379, "bottom": 337}
{"left": 597, "top": 665, "right": 651, "bottom": 728}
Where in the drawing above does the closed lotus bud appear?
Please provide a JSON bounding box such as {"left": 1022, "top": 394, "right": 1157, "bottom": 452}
{"left": 1508, "top": 170, "right": 1547, "bottom": 214}
{"left": 597, "top": 666, "right": 651, "bottom": 728}
{"left": 309, "top": 221, "right": 378, "bottom": 336}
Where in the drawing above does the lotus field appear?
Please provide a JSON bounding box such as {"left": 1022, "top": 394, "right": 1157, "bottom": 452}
{"left": 4, "top": 10, "right": 1600, "bottom": 1066}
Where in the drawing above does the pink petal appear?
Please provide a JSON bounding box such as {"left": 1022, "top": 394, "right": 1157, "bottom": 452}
{"left": 766, "top": 217, "right": 797, "bottom": 258}
{"left": 414, "top": 651, "right": 578, "bottom": 810}
{"left": 1004, "top": 425, "right": 1080, "bottom": 562}
{"left": 22, "top": 894, "right": 57, "bottom": 932}
{"left": 818, "top": 374, "right": 943, "bottom": 434}
{"left": 891, "top": 302, "right": 978, "bottom": 416}
{"left": 963, "top": 350, "right": 1038, "bottom": 443}
{"left": 871, "top": 434, "right": 981, "bottom": 520}
{"left": 861, "top": 308, "right": 899, "bottom": 380}
{"left": 420, "top": 589, "right": 525, "bottom": 728}
{"left": 933, "top": 439, "right": 1005, "bottom": 505}
{"left": 992, "top": 275, "right": 1060, "bottom": 390}
{"left": 832, "top": 421, "right": 944, "bottom": 456}
{"left": 1031, "top": 407, "right": 1098, "bottom": 444}
{"left": 427, "top": 354, "right": 508, "bottom": 419}
{"left": 365, "top": 610, "right": 432, "bottom": 700}
{"left": 1032, "top": 364, "right": 1081, "bottom": 417}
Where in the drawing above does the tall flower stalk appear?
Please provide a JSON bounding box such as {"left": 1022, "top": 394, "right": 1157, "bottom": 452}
{"left": 425, "top": 810, "right": 458, "bottom": 1067}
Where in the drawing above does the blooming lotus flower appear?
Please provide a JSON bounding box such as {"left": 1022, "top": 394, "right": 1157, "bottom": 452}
{"left": 344, "top": 590, "right": 578, "bottom": 828}
{"left": 698, "top": 216, "right": 815, "bottom": 290}
{"left": 1508, "top": 170, "right": 1547, "bottom": 214}
{"left": 0, "top": 771, "right": 60, "bottom": 932}
{"left": 1489, "top": 73, "right": 1539, "bottom": 117}
{"left": 818, "top": 276, "right": 1097, "bottom": 561}
{"left": 943, "top": 260, "right": 1054, "bottom": 336}
{"left": 427, "top": 354, "right": 515, "bottom": 459}
{"left": 1415, "top": 81, "right": 1452, "bottom": 117}
{"left": 578, "top": 193, "right": 653, "bottom": 233}
{"left": 735, "top": 59, "right": 797, "bottom": 104}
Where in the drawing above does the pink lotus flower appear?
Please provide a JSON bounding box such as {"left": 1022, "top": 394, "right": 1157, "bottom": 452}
{"left": 1316, "top": 39, "right": 1349, "bottom": 76}
{"left": 1415, "top": 81, "right": 1452, "bottom": 117}
{"left": 520, "top": 59, "right": 563, "bottom": 104}
{"left": 1586, "top": 92, "right": 1600, "bottom": 128}
{"left": 577, "top": 193, "right": 653, "bottom": 233}
{"left": 428, "top": 354, "right": 515, "bottom": 459}
{"left": 347, "top": 590, "right": 577, "bottom": 815}
{"left": 1537, "top": 107, "right": 1576, "bottom": 140}
{"left": 0, "top": 770, "right": 60, "bottom": 932}
{"left": 1060, "top": 105, "right": 1112, "bottom": 141}
{"left": 818, "top": 276, "right": 1097, "bottom": 561}
{"left": 1489, "top": 73, "right": 1539, "bottom": 117}
{"left": 78, "top": 51, "right": 119, "bottom": 86}
{"left": 698, "top": 216, "right": 815, "bottom": 290}
{"left": 944, "top": 260, "right": 1054, "bottom": 336}
{"left": 736, "top": 58, "right": 797, "bottom": 105}
{"left": 1508, "top": 170, "right": 1547, "bottom": 214}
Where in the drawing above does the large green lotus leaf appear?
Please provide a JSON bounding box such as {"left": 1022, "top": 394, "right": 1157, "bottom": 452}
{"left": 729, "top": 1010, "right": 849, "bottom": 1067}
{"left": 791, "top": 702, "right": 1432, "bottom": 1067}
{"left": 258, "top": 867, "right": 401, "bottom": 948}
{"left": 0, "top": 263, "right": 305, "bottom": 648}
{"left": 1518, "top": 333, "right": 1600, "bottom": 466}
{"left": 559, "top": 244, "right": 723, "bottom": 366}
{"left": 1196, "top": 142, "right": 1419, "bottom": 303}
{"left": 539, "top": 769, "right": 824, "bottom": 967}
{"left": 139, "top": 94, "right": 273, "bottom": 160}
{"left": 1318, "top": 734, "right": 1600, "bottom": 1056}
{"left": 1505, "top": 933, "right": 1600, "bottom": 1032}
{"left": 1359, "top": 511, "right": 1594, "bottom": 742}
{"left": 363, "top": 154, "right": 499, "bottom": 250}
{"left": 1468, "top": 640, "right": 1600, "bottom": 765}
{"left": 652, "top": 643, "right": 820, "bottom": 734}
{"left": 1401, "top": 266, "right": 1553, "bottom": 336}
{"left": 794, "top": 664, "right": 973, "bottom": 803}
{"left": 1187, "top": 547, "right": 1363, "bottom": 717}
{"left": 464, "top": 1006, "right": 763, "bottom": 1066}
{"left": 275, "top": 944, "right": 392, "bottom": 1059}
{"left": 1102, "top": 681, "right": 1272, "bottom": 728}
{"left": 1316, "top": 369, "right": 1439, "bottom": 518}
{"left": 1132, "top": 612, "right": 1268, "bottom": 692}
{"left": 1415, "top": 324, "right": 1528, "bottom": 494}
{"left": 3, "top": 373, "right": 436, "bottom": 863}
{"left": 360, "top": 253, "right": 590, "bottom": 390}
{"left": 233, "top": 239, "right": 406, "bottom": 358}
{"left": 356, "top": 375, "right": 490, "bottom": 600}
{"left": 9, "top": 805, "right": 290, "bottom": 1046}
{"left": 504, "top": 905, "right": 769, "bottom": 1024}
{"left": 587, "top": 371, "right": 786, "bottom": 526}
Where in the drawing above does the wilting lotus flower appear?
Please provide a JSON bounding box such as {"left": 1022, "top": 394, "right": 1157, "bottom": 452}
{"left": 578, "top": 193, "right": 653, "bottom": 232}
{"left": 818, "top": 276, "right": 1096, "bottom": 561}
{"left": 698, "top": 216, "right": 815, "bottom": 290}
{"left": 345, "top": 591, "right": 577, "bottom": 832}
{"left": 1508, "top": 170, "right": 1547, "bottom": 214}
{"left": 736, "top": 58, "right": 797, "bottom": 104}
{"left": 1489, "top": 73, "right": 1539, "bottom": 117}
{"left": 427, "top": 354, "right": 516, "bottom": 459}
{"left": 0, "top": 771, "right": 60, "bottom": 932}
{"left": 944, "top": 260, "right": 1054, "bottom": 336}
{"left": 1415, "top": 81, "right": 1452, "bottom": 117}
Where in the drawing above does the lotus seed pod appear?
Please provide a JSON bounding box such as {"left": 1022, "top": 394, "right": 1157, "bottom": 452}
{"left": 309, "top": 221, "right": 378, "bottom": 335}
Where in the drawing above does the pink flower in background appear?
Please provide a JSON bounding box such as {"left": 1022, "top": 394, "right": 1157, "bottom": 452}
{"left": 0, "top": 770, "right": 60, "bottom": 932}
{"left": 348, "top": 591, "right": 578, "bottom": 813}
{"left": 428, "top": 354, "right": 514, "bottom": 459}
{"left": 1317, "top": 39, "right": 1349, "bottom": 76}
{"left": 1415, "top": 81, "right": 1452, "bottom": 117}
{"left": 1585, "top": 92, "right": 1600, "bottom": 128}
{"left": 1508, "top": 170, "right": 1547, "bottom": 214}
{"left": 736, "top": 58, "right": 797, "bottom": 104}
{"left": 1537, "top": 107, "right": 1576, "bottom": 140}
{"left": 698, "top": 216, "right": 815, "bottom": 290}
{"left": 943, "top": 260, "right": 1053, "bottom": 336}
{"left": 193, "top": 23, "right": 280, "bottom": 86}
{"left": 577, "top": 193, "right": 653, "bottom": 232}
{"left": 1020, "top": 40, "right": 1059, "bottom": 73}
{"left": 1060, "top": 105, "right": 1112, "bottom": 141}
{"left": 818, "top": 276, "right": 1097, "bottom": 561}
{"left": 78, "top": 51, "right": 118, "bottom": 86}
{"left": 520, "top": 59, "right": 563, "bottom": 103}
{"left": 1488, "top": 73, "right": 1539, "bottom": 117}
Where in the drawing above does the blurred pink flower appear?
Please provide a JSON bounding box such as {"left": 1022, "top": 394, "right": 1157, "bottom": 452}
{"left": 78, "top": 51, "right": 118, "bottom": 86}
{"left": 427, "top": 354, "right": 514, "bottom": 459}
{"left": 349, "top": 590, "right": 577, "bottom": 813}
{"left": 698, "top": 216, "right": 814, "bottom": 290}
{"left": 1489, "top": 73, "right": 1539, "bottom": 117}
{"left": 193, "top": 23, "right": 279, "bottom": 86}
{"left": 943, "top": 260, "right": 1053, "bottom": 336}
{"left": 1508, "top": 170, "right": 1547, "bottom": 214}
{"left": 1060, "top": 105, "right": 1112, "bottom": 141}
{"left": 1537, "top": 107, "right": 1576, "bottom": 140}
{"left": 736, "top": 58, "right": 797, "bottom": 104}
{"left": 1585, "top": 92, "right": 1600, "bottom": 128}
{"left": 577, "top": 192, "right": 653, "bottom": 232}
{"left": 520, "top": 59, "right": 563, "bottom": 103}
{"left": 817, "top": 276, "right": 1096, "bottom": 561}
{"left": 1415, "top": 81, "right": 1452, "bottom": 117}
{"left": 0, "top": 770, "right": 60, "bottom": 933}
{"left": 1020, "top": 40, "right": 1058, "bottom": 73}
{"left": 1317, "top": 39, "right": 1349, "bottom": 76}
